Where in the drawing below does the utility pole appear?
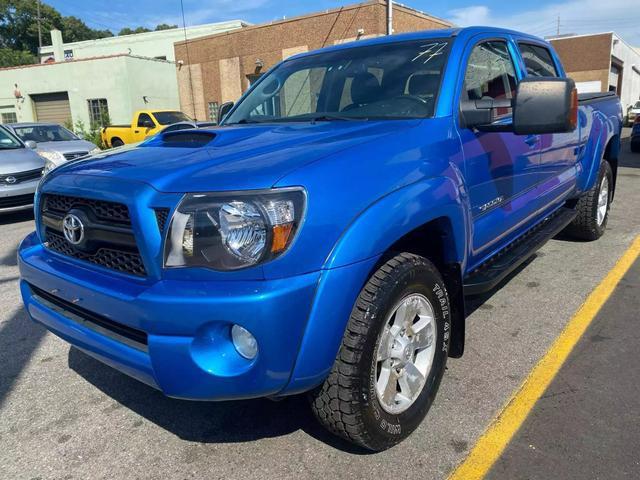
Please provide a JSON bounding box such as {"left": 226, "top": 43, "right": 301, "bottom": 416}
{"left": 36, "top": 0, "right": 43, "bottom": 52}
{"left": 556, "top": 15, "right": 560, "bottom": 36}
{"left": 387, "top": 0, "right": 393, "bottom": 35}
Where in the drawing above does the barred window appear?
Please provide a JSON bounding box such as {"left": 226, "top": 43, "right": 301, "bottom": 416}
{"left": 1, "top": 111, "right": 17, "bottom": 124}
{"left": 208, "top": 101, "right": 219, "bottom": 122}
{"left": 87, "top": 98, "right": 110, "bottom": 128}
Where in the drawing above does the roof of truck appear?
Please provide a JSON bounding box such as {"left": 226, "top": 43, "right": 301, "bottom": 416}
{"left": 286, "top": 26, "right": 549, "bottom": 61}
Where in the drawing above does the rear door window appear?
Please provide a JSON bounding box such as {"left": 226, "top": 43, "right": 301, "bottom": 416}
{"left": 518, "top": 43, "right": 558, "bottom": 77}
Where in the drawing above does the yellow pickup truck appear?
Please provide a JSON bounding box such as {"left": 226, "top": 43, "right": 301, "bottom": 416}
{"left": 100, "top": 110, "right": 194, "bottom": 147}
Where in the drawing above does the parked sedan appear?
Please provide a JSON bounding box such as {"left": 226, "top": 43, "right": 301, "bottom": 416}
{"left": 0, "top": 126, "right": 44, "bottom": 213}
{"left": 6, "top": 123, "right": 100, "bottom": 173}
{"left": 627, "top": 101, "right": 640, "bottom": 126}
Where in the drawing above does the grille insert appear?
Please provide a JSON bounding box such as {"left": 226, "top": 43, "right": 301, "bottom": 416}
{"left": 154, "top": 208, "right": 170, "bottom": 233}
{"left": 63, "top": 151, "right": 89, "bottom": 161}
{"left": 43, "top": 194, "right": 131, "bottom": 225}
{"left": 0, "top": 193, "right": 34, "bottom": 209}
{"left": 0, "top": 168, "right": 42, "bottom": 185}
{"left": 46, "top": 230, "right": 146, "bottom": 277}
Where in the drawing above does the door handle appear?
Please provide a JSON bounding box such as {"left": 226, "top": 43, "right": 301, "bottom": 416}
{"left": 134, "top": 130, "right": 140, "bottom": 133}
{"left": 524, "top": 135, "right": 539, "bottom": 147}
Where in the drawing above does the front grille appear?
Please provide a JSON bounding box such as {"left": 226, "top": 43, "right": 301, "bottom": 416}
{"left": 45, "top": 230, "right": 146, "bottom": 276}
{"left": 29, "top": 283, "right": 148, "bottom": 351}
{"left": 40, "top": 193, "right": 146, "bottom": 277}
{"left": 63, "top": 151, "right": 89, "bottom": 161}
{"left": 0, "top": 193, "right": 34, "bottom": 209}
{"left": 154, "top": 208, "right": 170, "bottom": 233}
{"left": 0, "top": 168, "right": 43, "bottom": 185}
{"left": 43, "top": 193, "right": 131, "bottom": 225}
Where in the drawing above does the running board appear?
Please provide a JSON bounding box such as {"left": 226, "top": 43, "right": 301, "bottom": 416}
{"left": 463, "top": 207, "right": 577, "bottom": 296}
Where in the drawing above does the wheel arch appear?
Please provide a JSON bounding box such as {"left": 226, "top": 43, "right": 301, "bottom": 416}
{"left": 603, "top": 134, "right": 619, "bottom": 201}
{"left": 280, "top": 178, "right": 469, "bottom": 395}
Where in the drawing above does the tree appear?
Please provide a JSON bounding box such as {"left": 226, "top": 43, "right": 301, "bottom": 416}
{"left": 118, "top": 26, "right": 151, "bottom": 36}
{"left": 61, "top": 16, "right": 112, "bottom": 43}
{"left": 0, "top": 47, "right": 36, "bottom": 67}
{"left": 0, "top": 1, "right": 113, "bottom": 60}
{"left": 155, "top": 24, "right": 177, "bottom": 31}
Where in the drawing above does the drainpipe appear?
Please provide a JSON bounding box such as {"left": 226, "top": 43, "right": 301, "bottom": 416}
{"left": 387, "top": 0, "right": 393, "bottom": 35}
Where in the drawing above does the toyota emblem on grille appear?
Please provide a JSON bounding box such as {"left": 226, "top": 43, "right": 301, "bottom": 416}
{"left": 62, "top": 213, "right": 85, "bottom": 245}
{"left": 5, "top": 176, "right": 16, "bottom": 184}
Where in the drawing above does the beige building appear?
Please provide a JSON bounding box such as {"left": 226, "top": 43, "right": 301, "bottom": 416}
{"left": 173, "top": 0, "right": 453, "bottom": 121}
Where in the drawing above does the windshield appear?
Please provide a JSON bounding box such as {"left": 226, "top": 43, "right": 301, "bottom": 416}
{"left": 154, "top": 111, "right": 192, "bottom": 125}
{"left": 13, "top": 124, "right": 78, "bottom": 143}
{"left": 225, "top": 39, "right": 450, "bottom": 124}
{"left": 634, "top": 101, "right": 640, "bottom": 109}
{"left": 0, "top": 126, "right": 23, "bottom": 149}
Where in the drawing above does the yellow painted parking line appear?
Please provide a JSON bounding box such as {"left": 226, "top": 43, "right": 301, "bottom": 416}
{"left": 448, "top": 235, "right": 640, "bottom": 480}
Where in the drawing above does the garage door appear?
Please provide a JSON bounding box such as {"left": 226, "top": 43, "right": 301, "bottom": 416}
{"left": 31, "top": 92, "right": 72, "bottom": 124}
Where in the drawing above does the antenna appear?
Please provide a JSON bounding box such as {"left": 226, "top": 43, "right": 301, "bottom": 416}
{"left": 36, "top": 0, "right": 43, "bottom": 53}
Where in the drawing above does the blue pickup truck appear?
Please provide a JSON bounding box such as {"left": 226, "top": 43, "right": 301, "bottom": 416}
{"left": 19, "top": 27, "right": 622, "bottom": 451}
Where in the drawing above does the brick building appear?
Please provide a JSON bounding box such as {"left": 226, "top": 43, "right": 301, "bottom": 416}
{"left": 549, "top": 32, "right": 640, "bottom": 119}
{"left": 173, "top": 1, "right": 452, "bottom": 121}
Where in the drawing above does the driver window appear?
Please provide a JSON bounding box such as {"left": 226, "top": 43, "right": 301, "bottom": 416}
{"left": 463, "top": 40, "right": 517, "bottom": 116}
{"left": 137, "top": 113, "right": 154, "bottom": 128}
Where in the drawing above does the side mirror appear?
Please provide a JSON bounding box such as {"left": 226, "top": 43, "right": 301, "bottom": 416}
{"left": 25, "top": 140, "right": 37, "bottom": 149}
{"left": 218, "top": 101, "right": 234, "bottom": 124}
{"left": 460, "top": 98, "right": 513, "bottom": 132}
{"left": 513, "top": 78, "right": 578, "bottom": 135}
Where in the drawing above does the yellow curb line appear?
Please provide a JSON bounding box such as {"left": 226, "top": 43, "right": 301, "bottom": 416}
{"left": 448, "top": 235, "right": 640, "bottom": 480}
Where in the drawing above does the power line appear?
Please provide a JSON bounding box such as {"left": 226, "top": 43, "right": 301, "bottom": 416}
{"left": 180, "top": 0, "right": 196, "bottom": 119}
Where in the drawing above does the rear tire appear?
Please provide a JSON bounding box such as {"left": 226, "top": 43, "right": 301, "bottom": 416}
{"left": 111, "top": 138, "right": 124, "bottom": 148}
{"left": 309, "top": 253, "right": 450, "bottom": 451}
{"left": 565, "top": 161, "right": 612, "bottom": 241}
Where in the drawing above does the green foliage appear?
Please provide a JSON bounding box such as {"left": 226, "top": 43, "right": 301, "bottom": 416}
{"left": 118, "top": 26, "right": 150, "bottom": 36}
{"left": 69, "top": 119, "right": 108, "bottom": 149}
{"left": 0, "top": 47, "right": 36, "bottom": 66}
{"left": 0, "top": 0, "right": 113, "bottom": 63}
{"left": 154, "top": 24, "right": 177, "bottom": 31}
{"left": 118, "top": 24, "right": 177, "bottom": 36}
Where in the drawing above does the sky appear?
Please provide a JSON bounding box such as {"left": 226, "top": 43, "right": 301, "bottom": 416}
{"left": 47, "top": 0, "right": 640, "bottom": 45}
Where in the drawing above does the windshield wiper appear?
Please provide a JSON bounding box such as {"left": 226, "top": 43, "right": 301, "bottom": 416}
{"left": 224, "top": 118, "right": 267, "bottom": 125}
{"left": 308, "top": 115, "right": 367, "bottom": 123}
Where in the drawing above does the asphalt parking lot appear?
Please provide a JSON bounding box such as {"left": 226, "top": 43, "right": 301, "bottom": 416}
{"left": 1, "top": 133, "right": 639, "bottom": 480}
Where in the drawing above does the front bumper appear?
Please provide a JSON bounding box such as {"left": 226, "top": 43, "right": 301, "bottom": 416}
{"left": 19, "top": 232, "right": 321, "bottom": 400}
{"left": 0, "top": 179, "right": 38, "bottom": 213}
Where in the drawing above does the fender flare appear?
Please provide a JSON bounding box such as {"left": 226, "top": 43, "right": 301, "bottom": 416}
{"left": 280, "top": 177, "right": 468, "bottom": 395}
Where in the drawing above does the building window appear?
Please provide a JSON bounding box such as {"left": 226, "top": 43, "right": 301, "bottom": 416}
{"left": 208, "top": 101, "right": 219, "bottom": 122}
{"left": 87, "top": 98, "right": 110, "bottom": 128}
{"left": 1, "top": 111, "right": 17, "bottom": 124}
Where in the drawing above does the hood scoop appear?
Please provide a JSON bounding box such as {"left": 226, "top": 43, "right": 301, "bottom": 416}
{"left": 149, "top": 130, "right": 217, "bottom": 148}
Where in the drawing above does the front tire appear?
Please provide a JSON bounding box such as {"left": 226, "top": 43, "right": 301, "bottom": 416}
{"left": 565, "top": 161, "right": 612, "bottom": 241}
{"left": 309, "top": 253, "right": 450, "bottom": 451}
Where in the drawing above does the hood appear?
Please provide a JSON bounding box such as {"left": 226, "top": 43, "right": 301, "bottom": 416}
{"left": 36, "top": 139, "right": 97, "bottom": 154}
{"left": 0, "top": 147, "right": 44, "bottom": 175}
{"left": 54, "top": 121, "right": 417, "bottom": 192}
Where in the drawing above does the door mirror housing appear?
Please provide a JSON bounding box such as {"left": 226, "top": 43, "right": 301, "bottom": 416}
{"left": 218, "top": 101, "right": 234, "bottom": 124}
{"left": 512, "top": 78, "right": 578, "bottom": 135}
{"left": 460, "top": 78, "right": 578, "bottom": 135}
{"left": 25, "top": 140, "right": 37, "bottom": 149}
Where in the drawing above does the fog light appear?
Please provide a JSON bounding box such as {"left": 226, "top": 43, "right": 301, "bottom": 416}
{"left": 231, "top": 325, "right": 258, "bottom": 360}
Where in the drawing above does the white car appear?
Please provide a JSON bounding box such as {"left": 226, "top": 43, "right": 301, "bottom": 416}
{"left": 627, "top": 101, "right": 640, "bottom": 126}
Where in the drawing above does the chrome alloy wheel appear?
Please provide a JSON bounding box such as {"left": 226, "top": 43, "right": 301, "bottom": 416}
{"left": 375, "top": 293, "right": 437, "bottom": 414}
{"left": 597, "top": 175, "right": 609, "bottom": 226}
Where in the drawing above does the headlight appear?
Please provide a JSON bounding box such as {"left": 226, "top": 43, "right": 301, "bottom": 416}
{"left": 37, "top": 150, "right": 65, "bottom": 163}
{"left": 43, "top": 159, "right": 57, "bottom": 174}
{"left": 89, "top": 147, "right": 101, "bottom": 155}
{"left": 164, "top": 188, "right": 305, "bottom": 270}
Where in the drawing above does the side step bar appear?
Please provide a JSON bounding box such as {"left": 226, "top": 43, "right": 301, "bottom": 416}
{"left": 463, "top": 207, "right": 577, "bottom": 295}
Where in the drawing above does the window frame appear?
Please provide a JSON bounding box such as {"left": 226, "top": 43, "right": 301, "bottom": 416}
{"left": 517, "top": 41, "right": 560, "bottom": 78}
{"left": 137, "top": 113, "right": 155, "bottom": 128}
{"left": 87, "top": 98, "right": 110, "bottom": 129}
{"left": 455, "top": 36, "right": 524, "bottom": 129}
